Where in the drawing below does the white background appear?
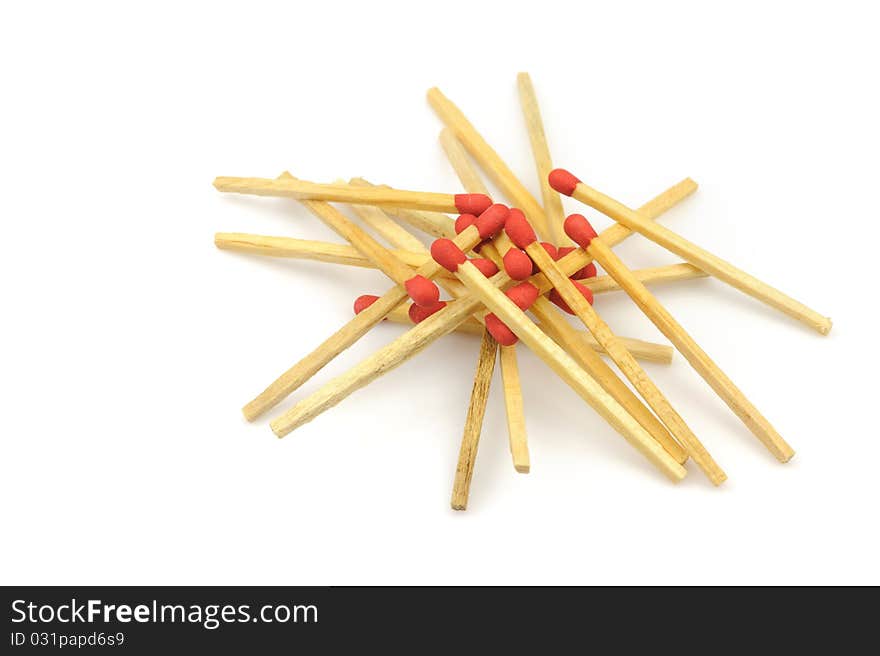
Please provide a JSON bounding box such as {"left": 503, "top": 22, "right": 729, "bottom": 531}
{"left": 2, "top": 1, "right": 877, "bottom": 585}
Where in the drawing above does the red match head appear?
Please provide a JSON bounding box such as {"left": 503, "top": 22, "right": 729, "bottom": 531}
{"left": 475, "top": 203, "right": 509, "bottom": 239}
{"left": 405, "top": 275, "right": 440, "bottom": 308}
{"left": 549, "top": 280, "right": 594, "bottom": 314}
{"left": 564, "top": 214, "right": 598, "bottom": 248}
{"left": 408, "top": 300, "right": 447, "bottom": 324}
{"left": 454, "top": 213, "right": 477, "bottom": 234}
{"left": 353, "top": 294, "right": 380, "bottom": 315}
{"left": 506, "top": 282, "right": 539, "bottom": 311}
{"left": 502, "top": 248, "right": 533, "bottom": 281}
{"left": 454, "top": 193, "right": 492, "bottom": 216}
{"left": 431, "top": 238, "right": 467, "bottom": 273}
{"left": 484, "top": 313, "right": 518, "bottom": 346}
{"left": 470, "top": 258, "right": 499, "bottom": 277}
{"left": 548, "top": 168, "right": 580, "bottom": 196}
{"left": 540, "top": 242, "right": 558, "bottom": 260}
{"left": 504, "top": 209, "right": 537, "bottom": 249}
{"left": 555, "top": 245, "right": 596, "bottom": 279}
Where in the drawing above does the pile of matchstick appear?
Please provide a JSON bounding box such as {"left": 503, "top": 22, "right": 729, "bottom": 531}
{"left": 213, "top": 74, "right": 832, "bottom": 510}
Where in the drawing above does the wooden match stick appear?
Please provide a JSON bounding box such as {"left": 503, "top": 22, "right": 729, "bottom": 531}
{"left": 516, "top": 73, "right": 568, "bottom": 245}
{"left": 268, "top": 179, "right": 696, "bottom": 437}
{"left": 564, "top": 213, "right": 796, "bottom": 462}
{"left": 349, "top": 177, "right": 456, "bottom": 239}
{"left": 431, "top": 240, "right": 686, "bottom": 482}
{"left": 451, "top": 331, "right": 498, "bottom": 510}
{"left": 214, "top": 232, "right": 707, "bottom": 295}
{"left": 441, "top": 132, "right": 683, "bottom": 463}
{"left": 380, "top": 305, "right": 675, "bottom": 364}
{"left": 507, "top": 211, "right": 725, "bottom": 484}
{"left": 240, "top": 180, "right": 506, "bottom": 421}
{"left": 427, "top": 87, "right": 552, "bottom": 239}
{"left": 441, "top": 133, "right": 532, "bottom": 474}
{"left": 551, "top": 170, "right": 832, "bottom": 335}
{"left": 213, "top": 175, "right": 492, "bottom": 215}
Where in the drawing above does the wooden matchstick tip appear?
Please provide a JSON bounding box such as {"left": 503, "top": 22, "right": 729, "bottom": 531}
{"left": 405, "top": 275, "right": 441, "bottom": 308}
{"left": 408, "top": 300, "right": 447, "bottom": 324}
{"left": 502, "top": 248, "right": 533, "bottom": 281}
{"left": 353, "top": 294, "right": 380, "bottom": 315}
{"left": 548, "top": 169, "right": 580, "bottom": 196}
{"left": 564, "top": 214, "right": 598, "bottom": 248}
{"left": 506, "top": 282, "right": 540, "bottom": 311}
{"left": 454, "top": 193, "right": 493, "bottom": 217}
{"left": 475, "top": 203, "right": 510, "bottom": 238}
{"left": 430, "top": 238, "right": 467, "bottom": 272}
{"left": 454, "top": 213, "right": 478, "bottom": 234}
{"left": 549, "top": 281, "right": 594, "bottom": 314}
{"left": 484, "top": 313, "right": 518, "bottom": 346}
{"left": 504, "top": 209, "right": 537, "bottom": 248}
{"left": 470, "top": 258, "right": 499, "bottom": 277}
{"left": 515, "top": 464, "right": 530, "bottom": 474}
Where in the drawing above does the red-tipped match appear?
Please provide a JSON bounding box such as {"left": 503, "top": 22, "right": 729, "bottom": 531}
{"left": 353, "top": 294, "right": 380, "bottom": 315}
{"left": 548, "top": 168, "right": 580, "bottom": 196}
{"left": 475, "top": 203, "right": 509, "bottom": 238}
{"left": 555, "top": 246, "right": 596, "bottom": 279}
{"left": 502, "top": 248, "right": 533, "bottom": 281}
{"left": 408, "top": 300, "right": 447, "bottom": 324}
{"left": 564, "top": 214, "right": 598, "bottom": 248}
{"left": 540, "top": 242, "right": 558, "bottom": 260}
{"left": 504, "top": 209, "right": 537, "bottom": 248}
{"left": 506, "top": 282, "right": 539, "bottom": 311}
{"left": 431, "top": 238, "right": 467, "bottom": 273}
{"left": 405, "top": 275, "right": 440, "bottom": 308}
{"left": 454, "top": 193, "right": 492, "bottom": 216}
{"left": 471, "top": 258, "right": 499, "bottom": 277}
{"left": 485, "top": 313, "right": 518, "bottom": 346}
{"left": 454, "top": 213, "right": 477, "bottom": 235}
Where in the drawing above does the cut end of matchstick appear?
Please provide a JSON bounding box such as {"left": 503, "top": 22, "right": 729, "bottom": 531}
{"left": 548, "top": 168, "right": 580, "bottom": 196}
{"left": 453, "top": 193, "right": 493, "bottom": 217}
{"left": 405, "top": 275, "right": 441, "bottom": 308}
{"left": 430, "top": 238, "right": 467, "bottom": 272}
{"left": 484, "top": 313, "right": 518, "bottom": 346}
{"left": 564, "top": 214, "right": 598, "bottom": 248}
{"left": 504, "top": 209, "right": 537, "bottom": 248}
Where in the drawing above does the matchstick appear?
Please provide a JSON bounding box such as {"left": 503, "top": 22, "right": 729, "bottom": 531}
{"left": 214, "top": 232, "right": 707, "bottom": 295}
{"left": 507, "top": 211, "right": 725, "bottom": 484}
{"left": 348, "top": 177, "right": 456, "bottom": 239}
{"left": 498, "top": 345, "right": 530, "bottom": 473}
{"left": 427, "top": 87, "right": 551, "bottom": 239}
{"left": 451, "top": 331, "right": 498, "bottom": 510}
{"left": 240, "top": 191, "right": 508, "bottom": 421}
{"left": 517, "top": 73, "right": 568, "bottom": 245}
{"left": 213, "top": 175, "right": 492, "bottom": 215}
{"left": 565, "top": 213, "right": 796, "bottom": 462}
{"left": 268, "top": 179, "right": 696, "bottom": 437}
{"left": 550, "top": 169, "right": 832, "bottom": 335}
{"left": 430, "top": 240, "right": 687, "bottom": 482}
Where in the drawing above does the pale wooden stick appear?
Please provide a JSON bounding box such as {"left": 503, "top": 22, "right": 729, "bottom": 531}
{"left": 427, "top": 87, "right": 551, "bottom": 239}
{"left": 517, "top": 73, "right": 568, "bottom": 245}
{"left": 451, "top": 331, "right": 498, "bottom": 510}
{"left": 588, "top": 236, "right": 795, "bottom": 462}
{"left": 213, "top": 175, "right": 485, "bottom": 214}
{"left": 443, "top": 259, "right": 686, "bottom": 482}
{"left": 498, "top": 345, "right": 530, "bottom": 472}
{"left": 564, "top": 177, "right": 832, "bottom": 335}
{"left": 526, "top": 240, "right": 725, "bottom": 484}
{"left": 269, "top": 180, "right": 696, "bottom": 436}
{"left": 214, "top": 232, "right": 706, "bottom": 293}
{"left": 381, "top": 305, "right": 675, "bottom": 364}
{"left": 242, "top": 175, "right": 488, "bottom": 421}
{"left": 349, "top": 178, "right": 457, "bottom": 239}
{"left": 439, "top": 128, "right": 490, "bottom": 196}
